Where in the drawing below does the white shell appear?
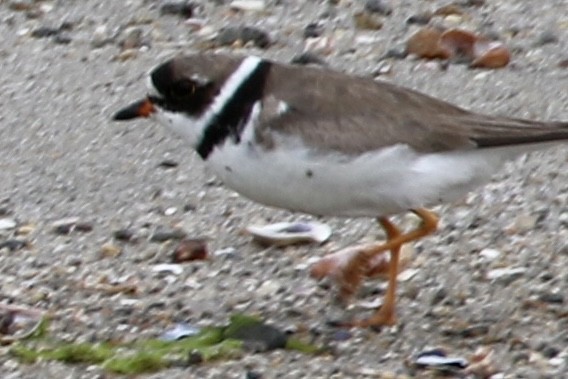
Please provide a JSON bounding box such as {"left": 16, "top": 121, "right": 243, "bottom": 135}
{"left": 246, "top": 221, "right": 331, "bottom": 246}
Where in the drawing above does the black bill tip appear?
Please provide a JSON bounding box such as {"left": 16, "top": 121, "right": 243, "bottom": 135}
{"left": 113, "top": 99, "right": 155, "bottom": 121}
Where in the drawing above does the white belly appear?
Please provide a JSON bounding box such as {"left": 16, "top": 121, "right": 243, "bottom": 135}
{"left": 206, "top": 137, "right": 516, "bottom": 217}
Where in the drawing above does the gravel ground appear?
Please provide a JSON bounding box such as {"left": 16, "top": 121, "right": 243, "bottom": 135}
{"left": 0, "top": 0, "right": 567, "bottom": 378}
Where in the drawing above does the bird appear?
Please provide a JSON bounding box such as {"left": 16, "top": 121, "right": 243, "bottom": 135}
{"left": 113, "top": 53, "right": 568, "bottom": 328}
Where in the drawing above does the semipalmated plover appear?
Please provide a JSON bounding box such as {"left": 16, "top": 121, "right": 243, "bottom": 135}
{"left": 114, "top": 53, "right": 568, "bottom": 327}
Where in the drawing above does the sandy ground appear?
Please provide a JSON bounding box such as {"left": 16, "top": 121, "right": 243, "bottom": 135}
{"left": 0, "top": 0, "right": 567, "bottom": 378}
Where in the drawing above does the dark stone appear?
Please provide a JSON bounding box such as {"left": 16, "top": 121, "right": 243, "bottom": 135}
{"left": 151, "top": 227, "right": 187, "bottom": 242}
{"left": 303, "top": 22, "right": 323, "bottom": 39}
{"left": 160, "top": 1, "right": 194, "bottom": 18}
{"left": 364, "top": 0, "right": 392, "bottom": 15}
{"left": 159, "top": 159, "right": 179, "bottom": 168}
{"left": 31, "top": 26, "right": 59, "bottom": 38}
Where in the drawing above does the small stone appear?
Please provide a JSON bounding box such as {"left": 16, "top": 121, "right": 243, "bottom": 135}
{"left": 434, "top": 4, "right": 465, "bottom": 17}
{"left": 290, "top": 52, "right": 326, "bottom": 66}
{"left": 303, "top": 22, "right": 323, "bottom": 39}
{"left": 382, "top": 46, "right": 408, "bottom": 59}
{"left": 152, "top": 263, "right": 184, "bottom": 275}
{"left": 0, "top": 239, "right": 28, "bottom": 251}
{"left": 91, "top": 25, "right": 112, "bottom": 48}
{"left": 407, "top": 12, "right": 433, "bottom": 25}
{"left": 160, "top": 1, "right": 194, "bottom": 18}
{"left": 52, "top": 217, "right": 92, "bottom": 234}
{"left": 54, "top": 33, "right": 72, "bottom": 44}
{"left": 230, "top": 0, "right": 265, "bottom": 12}
{"left": 479, "top": 248, "right": 501, "bottom": 262}
{"left": 164, "top": 207, "right": 177, "bottom": 216}
{"left": 119, "top": 28, "right": 145, "bottom": 50}
{"left": 246, "top": 371, "right": 263, "bottom": 379}
{"left": 159, "top": 159, "right": 179, "bottom": 168}
{"left": 353, "top": 11, "right": 383, "bottom": 31}
{"left": 31, "top": 26, "right": 59, "bottom": 38}
{"left": 113, "top": 229, "right": 136, "bottom": 243}
{"left": 364, "top": 0, "right": 392, "bottom": 15}
{"left": 460, "top": 324, "right": 490, "bottom": 338}
{"left": 333, "top": 330, "right": 352, "bottom": 341}
{"left": 100, "top": 243, "right": 122, "bottom": 258}
{"left": 430, "top": 287, "right": 447, "bottom": 306}
{"left": 150, "top": 227, "right": 187, "bottom": 242}
{"left": 16, "top": 224, "right": 34, "bottom": 235}
{"left": 0, "top": 218, "right": 17, "bottom": 230}
{"left": 535, "top": 30, "right": 558, "bottom": 46}
{"left": 8, "top": 0, "right": 34, "bottom": 11}
{"left": 509, "top": 214, "right": 538, "bottom": 234}
{"left": 217, "top": 26, "right": 270, "bottom": 48}
{"left": 115, "top": 49, "right": 138, "bottom": 61}
{"left": 538, "top": 292, "right": 564, "bottom": 304}
{"left": 487, "top": 267, "right": 526, "bottom": 284}
{"left": 214, "top": 247, "right": 237, "bottom": 257}
{"left": 256, "top": 280, "right": 281, "bottom": 297}
{"left": 172, "top": 238, "right": 208, "bottom": 263}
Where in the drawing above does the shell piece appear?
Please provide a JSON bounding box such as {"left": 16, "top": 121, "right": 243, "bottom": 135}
{"left": 160, "top": 323, "right": 201, "bottom": 341}
{"left": 310, "top": 243, "right": 414, "bottom": 281}
{"left": 246, "top": 221, "right": 331, "bottom": 246}
{"left": 415, "top": 349, "right": 468, "bottom": 370}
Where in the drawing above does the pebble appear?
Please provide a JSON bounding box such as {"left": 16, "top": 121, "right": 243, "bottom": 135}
{"left": 509, "top": 214, "right": 538, "bottom": 234}
{"left": 99, "top": 243, "right": 122, "bottom": 258}
{"left": 0, "top": 239, "right": 28, "bottom": 251}
{"left": 535, "top": 30, "right": 559, "bottom": 46}
{"left": 8, "top": 0, "right": 34, "bottom": 11}
{"left": 0, "top": 218, "right": 17, "bottom": 230}
{"left": 353, "top": 11, "right": 383, "bottom": 31}
{"left": 31, "top": 26, "right": 60, "bottom": 38}
{"left": 230, "top": 0, "right": 266, "bottom": 12}
{"left": 479, "top": 248, "right": 501, "bottom": 262}
{"left": 91, "top": 25, "right": 112, "bottom": 48}
{"left": 152, "top": 263, "right": 184, "bottom": 276}
{"left": 290, "top": 52, "right": 326, "bottom": 66}
{"left": 113, "top": 229, "right": 136, "bottom": 242}
{"left": 150, "top": 227, "right": 187, "bottom": 242}
{"left": 51, "top": 217, "right": 93, "bottom": 234}
{"left": 256, "top": 280, "right": 281, "bottom": 297}
{"left": 159, "top": 159, "right": 179, "bottom": 168}
{"left": 160, "top": 1, "right": 195, "bottom": 18}
{"left": 217, "top": 26, "right": 271, "bottom": 48}
{"left": 538, "top": 292, "right": 564, "bottom": 304}
{"left": 164, "top": 207, "right": 177, "bottom": 216}
{"left": 303, "top": 22, "right": 323, "bottom": 39}
{"left": 406, "top": 12, "right": 433, "bottom": 25}
{"left": 119, "top": 27, "right": 145, "bottom": 50}
{"left": 487, "top": 267, "right": 526, "bottom": 284}
{"left": 172, "top": 238, "right": 208, "bottom": 263}
{"left": 364, "top": 0, "right": 392, "bottom": 15}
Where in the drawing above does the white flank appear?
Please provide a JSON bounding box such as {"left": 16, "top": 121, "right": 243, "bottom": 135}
{"left": 207, "top": 136, "right": 532, "bottom": 218}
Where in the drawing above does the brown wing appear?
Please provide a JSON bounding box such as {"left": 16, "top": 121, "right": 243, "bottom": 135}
{"left": 260, "top": 61, "right": 568, "bottom": 154}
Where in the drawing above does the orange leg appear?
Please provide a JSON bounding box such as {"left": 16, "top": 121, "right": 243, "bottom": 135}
{"left": 340, "top": 208, "right": 439, "bottom": 328}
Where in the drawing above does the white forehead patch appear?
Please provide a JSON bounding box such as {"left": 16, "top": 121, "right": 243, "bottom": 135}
{"left": 146, "top": 74, "right": 160, "bottom": 98}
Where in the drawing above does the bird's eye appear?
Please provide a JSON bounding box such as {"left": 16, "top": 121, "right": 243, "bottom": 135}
{"left": 170, "top": 79, "right": 195, "bottom": 98}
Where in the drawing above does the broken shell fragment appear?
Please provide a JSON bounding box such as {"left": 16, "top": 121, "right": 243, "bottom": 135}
{"left": 246, "top": 221, "right": 331, "bottom": 246}
{"left": 407, "top": 27, "right": 510, "bottom": 69}
{"left": 471, "top": 40, "right": 510, "bottom": 68}
{"left": 310, "top": 243, "right": 414, "bottom": 281}
{"left": 407, "top": 27, "right": 450, "bottom": 59}
{"left": 415, "top": 349, "right": 469, "bottom": 371}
